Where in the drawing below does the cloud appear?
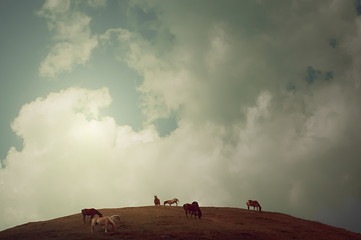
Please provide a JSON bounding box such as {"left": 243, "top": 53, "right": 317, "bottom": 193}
{"left": 0, "top": 87, "right": 236, "bottom": 229}
{"left": 101, "top": 0, "right": 361, "bottom": 229}
{"left": 37, "top": 0, "right": 101, "bottom": 78}
{"left": 2, "top": 0, "right": 361, "bottom": 233}
{"left": 0, "top": 87, "right": 161, "bottom": 229}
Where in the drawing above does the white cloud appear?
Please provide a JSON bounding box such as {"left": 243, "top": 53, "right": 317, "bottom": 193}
{"left": 37, "top": 0, "right": 100, "bottom": 78}
{"left": 0, "top": 87, "right": 161, "bottom": 229}
{"left": 2, "top": 0, "right": 361, "bottom": 233}
{"left": 103, "top": 0, "right": 361, "bottom": 228}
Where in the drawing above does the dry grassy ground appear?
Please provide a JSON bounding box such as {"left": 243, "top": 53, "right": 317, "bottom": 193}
{"left": 1, "top": 206, "right": 360, "bottom": 240}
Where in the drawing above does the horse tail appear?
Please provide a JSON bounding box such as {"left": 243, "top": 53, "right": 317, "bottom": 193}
{"left": 81, "top": 209, "right": 86, "bottom": 223}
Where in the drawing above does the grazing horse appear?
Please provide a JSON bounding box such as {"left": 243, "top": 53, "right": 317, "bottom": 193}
{"left": 183, "top": 201, "right": 202, "bottom": 219}
{"left": 246, "top": 200, "right": 262, "bottom": 212}
{"left": 154, "top": 195, "right": 160, "bottom": 206}
{"left": 110, "top": 215, "right": 121, "bottom": 225}
{"left": 81, "top": 208, "right": 102, "bottom": 223}
{"left": 91, "top": 216, "right": 116, "bottom": 233}
{"left": 164, "top": 198, "right": 179, "bottom": 206}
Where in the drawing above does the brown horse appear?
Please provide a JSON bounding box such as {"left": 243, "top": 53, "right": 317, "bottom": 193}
{"left": 81, "top": 208, "right": 102, "bottom": 223}
{"left": 183, "top": 201, "right": 202, "bottom": 219}
{"left": 246, "top": 200, "right": 262, "bottom": 211}
{"left": 154, "top": 195, "right": 160, "bottom": 206}
{"left": 164, "top": 198, "right": 179, "bottom": 206}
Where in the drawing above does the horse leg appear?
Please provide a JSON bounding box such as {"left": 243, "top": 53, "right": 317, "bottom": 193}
{"left": 190, "top": 210, "right": 195, "bottom": 218}
{"left": 104, "top": 223, "right": 108, "bottom": 233}
{"left": 109, "top": 218, "right": 116, "bottom": 231}
{"left": 83, "top": 214, "right": 86, "bottom": 223}
{"left": 91, "top": 222, "right": 95, "bottom": 233}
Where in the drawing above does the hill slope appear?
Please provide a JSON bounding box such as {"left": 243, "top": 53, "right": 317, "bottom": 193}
{"left": 1, "top": 206, "right": 360, "bottom": 240}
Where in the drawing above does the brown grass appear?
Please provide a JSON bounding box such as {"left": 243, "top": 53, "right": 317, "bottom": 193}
{"left": 1, "top": 206, "right": 360, "bottom": 240}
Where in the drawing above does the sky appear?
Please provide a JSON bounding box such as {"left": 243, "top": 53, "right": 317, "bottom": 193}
{"left": 1, "top": 0, "right": 361, "bottom": 233}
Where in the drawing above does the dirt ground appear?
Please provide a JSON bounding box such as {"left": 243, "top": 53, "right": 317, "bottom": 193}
{"left": 1, "top": 206, "right": 360, "bottom": 240}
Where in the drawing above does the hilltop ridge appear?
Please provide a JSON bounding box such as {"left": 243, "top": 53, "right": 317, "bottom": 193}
{"left": 1, "top": 206, "right": 360, "bottom": 240}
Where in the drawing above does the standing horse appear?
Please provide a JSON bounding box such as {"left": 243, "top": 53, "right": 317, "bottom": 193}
{"left": 81, "top": 208, "right": 102, "bottom": 223}
{"left": 154, "top": 195, "right": 160, "bottom": 206}
{"left": 91, "top": 216, "right": 115, "bottom": 233}
{"left": 246, "top": 200, "right": 262, "bottom": 212}
{"left": 164, "top": 198, "right": 179, "bottom": 206}
{"left": 183, "top": 201, "right": 202, "bottom": 219}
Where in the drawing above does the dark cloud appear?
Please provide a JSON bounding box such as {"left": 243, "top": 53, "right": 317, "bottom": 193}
{"left": 305, "top": 66, "right": 322, "bottom": 85}
{"left": 329, "top": 38, "right": 338, "bottom": 48}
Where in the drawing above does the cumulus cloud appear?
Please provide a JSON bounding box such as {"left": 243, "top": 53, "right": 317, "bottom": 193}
{"left": 0, "top": 88, "right": 161, "bottom": 229}
{"left": 101, "top": 0, "right": 361, "bottom": 228}
{"left": 37, "top": 0, "right": 101, "bottom": 78}
{"left": 2, "top": 0, "right": 361, "bottom": 233}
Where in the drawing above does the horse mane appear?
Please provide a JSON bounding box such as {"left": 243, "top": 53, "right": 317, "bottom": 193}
{"left": 110, "top": 215, "right": 121, "bottom": 222}
{"left": 95, "top": 209, "right": 103, "bottom": 217}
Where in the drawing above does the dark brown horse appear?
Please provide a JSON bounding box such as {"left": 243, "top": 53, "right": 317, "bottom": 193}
{"left": 183, "top": 201, "right": 202, "bottom": 219}
{"left": 154, "top": 195, "right": 160, "bottom": 206}
{"left": 246, "top": 200, "right": 262, "bottom": 212}
{"left": 81, "top": 208, "right": 102, "bottom": 223}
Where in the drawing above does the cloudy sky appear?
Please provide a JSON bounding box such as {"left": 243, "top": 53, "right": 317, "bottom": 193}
{"left": 1, "top": 0, "right": 361, "bottom": 233}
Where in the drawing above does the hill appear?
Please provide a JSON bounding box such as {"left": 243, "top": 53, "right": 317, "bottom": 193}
{"left": 1, "top": 206, "right": 360, "bottom": 240}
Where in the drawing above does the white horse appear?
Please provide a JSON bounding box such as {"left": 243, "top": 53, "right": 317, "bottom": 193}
{"left": 109, "top": 215, "right": 121, "bottom": 225}
{"left": 164, "top": 198, "right": 179, "bottom": 206}
{"left": 90, "top": 216, "right": 116, "bottom": 233}
{"left": 246, "top": 200, "right": 262, "bottom": 211}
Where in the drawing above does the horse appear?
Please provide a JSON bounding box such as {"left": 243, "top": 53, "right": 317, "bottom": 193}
{"left": 110, "top": 215, "right": 121, "bottom": 224}
{"left": 81, "top": 208, "right": 102, "bottom": 223}
{"left": 246, "top": 200, "right": 262, "bottom": 212}
{"left": 91, "top": 216, "right": 116, "bottom": 233}
{"left": 154, "top": 195, "right": 160, "bottom": 206}
{"left": 164, "top": 198, "right": 179, "bottom": 206}
{"left": 183, "top": 201, "right": 202, "bottom": 219}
